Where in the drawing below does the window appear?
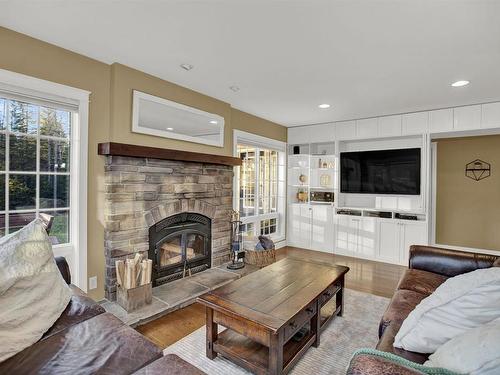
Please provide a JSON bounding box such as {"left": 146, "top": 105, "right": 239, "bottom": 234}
{"left": 0, "top": 68, "right": 89, "bottom": 290}
{"left": 0, "top": 97, "right": 72, "bottom": 243}
{"left": 234, "top": 131, "right": 286, "bottom": 242}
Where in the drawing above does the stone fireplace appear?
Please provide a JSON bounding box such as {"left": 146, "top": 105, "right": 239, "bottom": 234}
{"left": 100, "top": 143, "right": 239, "bottom": 301}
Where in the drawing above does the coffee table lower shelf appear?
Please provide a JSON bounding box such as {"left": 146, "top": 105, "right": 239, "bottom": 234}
{"left": 214, "top": 329, "right": 316, "bottom": 375}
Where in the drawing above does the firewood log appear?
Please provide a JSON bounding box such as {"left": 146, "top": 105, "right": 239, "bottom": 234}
{"left": 115, "top": 260, "right": 124, "bottom": 287}
{"left": 140, "top": 262, "right": 148, "bottom": 285}
{"left": 146, "top": 259, "right": 152, "bottom": 284}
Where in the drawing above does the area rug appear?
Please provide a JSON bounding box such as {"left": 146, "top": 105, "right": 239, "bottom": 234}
{"left": 164, "top": 289, "right": 389, "bottom": 374}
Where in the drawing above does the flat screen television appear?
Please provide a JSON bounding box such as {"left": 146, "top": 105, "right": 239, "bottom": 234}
{"left": 340, "top": 148, "right": 421, "bottom": 195}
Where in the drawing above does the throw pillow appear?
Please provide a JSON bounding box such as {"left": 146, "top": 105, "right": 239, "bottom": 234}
{"left": 424, "top": 318, "right": 500, "bottom": 374}
{"left": 258, "top": 235, "right": 275, "bottom": 250}
{"left": 348, "top": 348, "right": 460, "bottom": 375}
{"left": 0, "top": 219, "right": 72, "bottom": 362}
{"left": 394, "top": 267, "right": 500, "bottom": 353}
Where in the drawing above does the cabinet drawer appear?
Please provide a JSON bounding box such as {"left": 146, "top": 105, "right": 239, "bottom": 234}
{"left": 319, "top": 282, "right": 341, "bottom": 306}
{"left": 284, "top": 301, "right": 317, "bottom": 342}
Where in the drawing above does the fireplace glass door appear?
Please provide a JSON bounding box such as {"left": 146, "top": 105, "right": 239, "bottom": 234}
{"left": 149, "top": 212, "right": 212, "bottom": 286}
{"left": 159, "top": 234, "right": 183, "bottom": 267}
{"left": 156, "top": 230, "right": 208, "bottom": 273}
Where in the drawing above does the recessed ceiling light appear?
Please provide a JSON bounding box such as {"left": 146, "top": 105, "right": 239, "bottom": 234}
{"left": 209, "top": 120, "right": 218, "bottom": 124}
{"left": 229, "top": 85, "right": 240, "bottom": 92}
{"left": 451, "top": 80, "right": 469, "bottom": 87}
{"left": 180, "top": 63, "right": 194, "bottom": 71}
{"left": 318, "top": 103, "right": 331, "bottom": 109}
{"left": 166, "top": 127, "right": 174, "bottom": 131}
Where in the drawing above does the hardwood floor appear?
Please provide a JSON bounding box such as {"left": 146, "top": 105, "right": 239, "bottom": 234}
{"left": 136, "top": 246, "right": 406, "bottom": 349}
{"left": 136, "top": 302, "right": 207, "bottom": 349}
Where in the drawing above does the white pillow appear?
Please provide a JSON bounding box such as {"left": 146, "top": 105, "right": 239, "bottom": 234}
{"left": 0, "top": 219, "right": 72, "bottom": 362}
{"left": 394, "top": 267, "right": 500, "bottom": 353}
{"left": 424, "top": 318, "right": 500, "bottom": 374}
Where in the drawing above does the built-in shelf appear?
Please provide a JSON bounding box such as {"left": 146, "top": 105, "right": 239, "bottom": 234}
{"left": 335, "top": 207, "right": 426, "bottom": 221}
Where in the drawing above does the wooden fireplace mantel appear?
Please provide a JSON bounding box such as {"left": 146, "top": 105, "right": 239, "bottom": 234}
{"left": 98, "top": 142, "right": 242, "bottom": 166}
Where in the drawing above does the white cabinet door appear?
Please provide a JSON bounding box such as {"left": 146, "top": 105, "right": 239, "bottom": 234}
{"left": 454, "top": 105, "right": 481, "bottom": 131}
{"left": 399, "top": 221, "right": 427, "bottom": 266}
{"left": 359, "top": 217, "right": 377, "bottom": 259}
{"left": 288, "top": 126, "right": 309, "bottom": 144}
{"left": 429, "top": 108, "right": 453, "bottom": 134}
{"left": 288, "top": 204, "right": 302, "bottom": 247}
{"left": 481, "top": 102, "right": 500, "bottom": 129}
{"left": 300, "top": 205, "right": 313, "bottom": 248}
{"left": 309, "top": 123, "right": 335, "bottom": 143}
{"left": 335, "top": 121, "right": 356, "bottom": 140}
{"left": 311, "top": 205, "right": 334, "bottom": 252}
{"left": 402, "top": 112, "right": 429, "bottom": 135}
{"left": 378, "top": 115, "right": 402, "bottom": 137}
{"left": 356, "top": 118, "right": 378, "bottom": 139}
{"left": 335, "top": 215, "right": 360, "bottom": 255}
{"left": 377, "top": 221, "right": 400, "bottom": 264}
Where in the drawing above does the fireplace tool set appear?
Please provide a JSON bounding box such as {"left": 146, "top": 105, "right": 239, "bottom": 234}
{"left": 227, "top": 210, "right": 245, "bottom": 270}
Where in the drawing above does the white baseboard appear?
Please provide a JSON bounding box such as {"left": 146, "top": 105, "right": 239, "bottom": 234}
{"left": 275, "top": 239, "right": 287, "bottom": 249}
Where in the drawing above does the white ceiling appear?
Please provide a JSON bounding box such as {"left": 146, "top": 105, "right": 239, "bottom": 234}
{"left": 1, "top": 0, "right": 500, "bottom": 127}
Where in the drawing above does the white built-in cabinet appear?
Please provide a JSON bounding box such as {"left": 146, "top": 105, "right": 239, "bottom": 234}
{"left": 402, "top": 112, "right": 429, "bottom": 135}
{"left": 287, "top": 100, "right": 500, "bottom": 266}
{"left": 311, "top": 205, "right": 334, "bottom": 252}
{"left": 288, "top": 204, "right": 334, "bottom": 253}
{"left": 335, "top": 216, "right": 378, "bottom": 259}
{"left": 288, "top": 204, "right": 311, "bottom": 249}
{"left": 333, "top": 215, "right": 425, "bottom": 265}
{"left": 378, "top": 115, "right": 402, "bottom": 137}
{"left": 481, "top": 102, "right": 500, "bottom": 129}
{"left": 288, "top": 101, "right": 500, "bottom": 142}
{"left": 377, "top": 220, "right": 427, "bottom": 265}
{"left": 453, "top": 105, "right": 481, "bottom": 131}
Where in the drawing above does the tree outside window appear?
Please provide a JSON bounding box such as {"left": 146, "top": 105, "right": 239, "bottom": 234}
{"left": 0, "top": 97, "right": 71, "bottom": 243}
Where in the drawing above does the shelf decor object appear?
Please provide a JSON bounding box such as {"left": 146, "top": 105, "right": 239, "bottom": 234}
{"left": 465, "top": 159, "right": 491, "bottom": 181}
{"left": 297, "top": 189, "right": 308, "bottom": 203}
{"left": 320, "top": 174, "right": 332, "bottom": 188}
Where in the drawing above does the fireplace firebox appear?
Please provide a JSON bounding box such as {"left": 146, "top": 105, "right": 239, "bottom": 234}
{"left": 149, "top": 213, "right": 211, "bottom": 286}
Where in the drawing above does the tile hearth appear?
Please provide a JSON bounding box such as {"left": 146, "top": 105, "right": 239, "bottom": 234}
{"left": 100, "top": 264, "right": 258, "bottom": 327}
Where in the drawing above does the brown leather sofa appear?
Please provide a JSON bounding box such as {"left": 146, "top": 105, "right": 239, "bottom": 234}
{"left": 0, "top": 257, "right": 205, "bottom": 375}
{"left": 347, "top": 245, "right": 500, "bottom": 374}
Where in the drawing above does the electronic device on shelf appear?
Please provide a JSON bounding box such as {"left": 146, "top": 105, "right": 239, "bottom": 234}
{"left": 395, "top": 213, "right": 418, "bottom": 220}
{"left": 310, "top": 191, "right": 334, "bottom": 203}
{"left": 336, "top": 209, "right": 362, "bottom": 216}
{"left": 364, "top": 211, "right": 392, "bottom": 219}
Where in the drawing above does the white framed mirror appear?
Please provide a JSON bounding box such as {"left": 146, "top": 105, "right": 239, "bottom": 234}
{"left": 132, "top": 90, "right": 225, "bottom": 147}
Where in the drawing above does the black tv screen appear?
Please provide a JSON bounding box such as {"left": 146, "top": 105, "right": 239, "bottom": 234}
{"left": 340, "top": 148, "right": 421, "bottom": 195}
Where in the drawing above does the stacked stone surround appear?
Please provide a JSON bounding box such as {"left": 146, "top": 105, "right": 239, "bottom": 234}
{"left": 103, "top": 155, "right": 233, "bottom": 301}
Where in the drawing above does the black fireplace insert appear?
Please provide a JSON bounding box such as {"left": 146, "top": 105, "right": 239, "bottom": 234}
{"left": 149, "top": 212, "right": 211, "bottom": 286}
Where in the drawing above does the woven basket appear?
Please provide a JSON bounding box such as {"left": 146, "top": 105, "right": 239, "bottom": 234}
{"left": 245, "top": 248, "right": 276, "bottom": 268}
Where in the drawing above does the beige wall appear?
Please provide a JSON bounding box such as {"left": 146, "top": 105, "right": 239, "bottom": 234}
{"left": 0, "top": 27, "right": 287, "bottom": 300}
{"left": 436, "top": 135, "right": 500, "bottom": 251}
{"left": 231, "top": 108, "right": 287, "bottom": 142}
{"left": 110, "top": 63, "right": 233, "bottom": 156}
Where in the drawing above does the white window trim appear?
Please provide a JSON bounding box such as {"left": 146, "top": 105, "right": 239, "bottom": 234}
{"left": 233, "top": 130, "right": 286, "bottom": 243}
{"left": 0, "top": 68, "right": 90, "bottom": 292}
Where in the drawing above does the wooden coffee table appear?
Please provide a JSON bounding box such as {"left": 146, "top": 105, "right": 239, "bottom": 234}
{"left": 197, "top": 257, "right": 349, "bottom": 375}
